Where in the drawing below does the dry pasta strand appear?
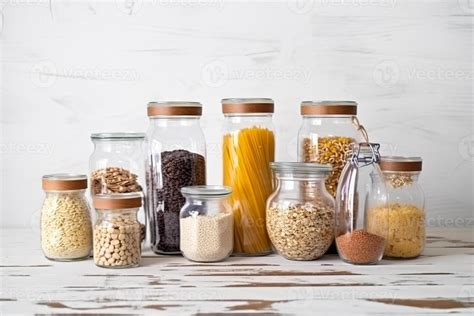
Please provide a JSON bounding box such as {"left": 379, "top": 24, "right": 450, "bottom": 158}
{"left": 223, "top": 126, "right": 274, "bottom": 255}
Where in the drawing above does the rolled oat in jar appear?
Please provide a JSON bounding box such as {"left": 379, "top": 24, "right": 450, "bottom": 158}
{"left": 40, "top": 174, "right": 92, "bottom": 261}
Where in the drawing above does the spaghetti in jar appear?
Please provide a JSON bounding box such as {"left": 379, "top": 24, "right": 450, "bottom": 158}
{"left": 222, "top": 98, "right": 275, "bottom": 256}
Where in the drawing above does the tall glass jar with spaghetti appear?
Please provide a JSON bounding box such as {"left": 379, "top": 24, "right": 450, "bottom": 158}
{"left": 222, "top": 98, "right": 275, "bottom": 256}
{"left": 146, "top": 102, "right": 206, "bottom": 255}
{"left": 297, "top": 101, "right": 364, "bottom": 198}
{"left": 367, "top": 157, "right": 425, "bottom": 259}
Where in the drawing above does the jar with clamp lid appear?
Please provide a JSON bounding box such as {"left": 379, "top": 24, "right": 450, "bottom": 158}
{"left": 335, "top": 143, "right": 388, "bottom": 265}
{"left": 367, "top": 157, "right": 425, "bottom": 259}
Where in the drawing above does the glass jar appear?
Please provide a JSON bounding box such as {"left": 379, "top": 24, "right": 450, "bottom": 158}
{"left": 92, "top": 193, "right": 142, "bottom": 268}
{"left": 222, "top": 98, "right": 275, "bottom": 256}
{"left": 335, "top": 143, "right": 388, "bottom": 265}
{"left": 146, "top": 101, "right": 207, "bottom": 254}
{"left": 89, "top": 132, "right": 146, "bottom": 244}
{"left": 179, "top": 186, "right": 233, "bottom": 262}
{"left": 297, "top": 101, "right": 365, "bottom": 198}
{"left": 266, "top": 163, "right": 335, "bottom": 261}
{"left": 367, "top": 157, "right": 425, "bottom": 259}
{"left": 41, "top": 174, "right": 92, "bottom": 261}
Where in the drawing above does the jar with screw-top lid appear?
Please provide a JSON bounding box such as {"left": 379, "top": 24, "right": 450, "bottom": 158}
{"left": 335, "top": 143, "right": 388, "bottom": 265}
{"left": 298, "top": 101, "right": 366, "bottom": 198}
{"left": 367, "top": 156, "right": 425, "bottom": 259}
{"left": 266, "top": 162, "right": 335, "bottom": 261}
{"left": 93, "top": 193, "right": 142, "bottom": 268}
{"left": 222, "top": 98, "right": 275, "bottom": 256}
{"left": 179, "top": 185, "right": 233, "bottom": 262}
{"left": 41, "top": 174, "right": 93, "bottom": 261}
{"left": 146, "top": 102, "right": 207, "bottom": 254}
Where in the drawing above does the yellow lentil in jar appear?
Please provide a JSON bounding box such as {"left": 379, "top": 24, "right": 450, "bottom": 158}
{"left": 367, "top": 203, "right": 425, "bottom": 258}
{"left": 302, "top": 136, "right": 355, "bottom": 197}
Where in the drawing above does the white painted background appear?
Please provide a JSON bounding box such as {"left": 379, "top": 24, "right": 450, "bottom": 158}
{"left": 0, "top": 0, "right": 472, "bottom": 228}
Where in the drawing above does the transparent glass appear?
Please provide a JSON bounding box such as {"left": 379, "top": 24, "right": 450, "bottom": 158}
{"left": 179, "top": 190, "right": 233, "bottom": 262}
{"left": 298, "top": 115, "right": 361, "bottom": 197}
{"left": 146, "top": 117, "right": 207, "bottom": 254}
{"left": 89, "top": 134, "right": 146, "bottom": 245}
{"left": 93, "top": 208, "right": 141, "bottom": 268}
{"left": 223, "top": 114, "right": 274, "bottom": 256}
{"left": 335, "top": 144, "right": 388, "bottom": 265}
{"left": 371, "top": 171, "right": 425, "bottom": 259}
{"left": 41, "top": 190, "right": 92, "bottom": 261}
{"left": 266, "top": 170, "right": 335, "bottom": 261}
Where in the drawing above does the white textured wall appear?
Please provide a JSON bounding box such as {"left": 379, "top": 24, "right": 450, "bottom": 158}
{"left": 1, "top": 0, "right": 472, "bottom": 228}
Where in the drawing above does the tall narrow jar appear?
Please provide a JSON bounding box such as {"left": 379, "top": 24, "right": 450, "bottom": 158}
{"left": 146, "top": 102, "right": 207, "bottom": 254}
{"left": 222, "top": 98, "right": 275, "bottom": 256}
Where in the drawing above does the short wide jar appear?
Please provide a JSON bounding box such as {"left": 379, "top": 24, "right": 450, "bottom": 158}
{"left": 367, "top": 157, "right": 425, "bottom": 259}
{"left": 180, "top": 186, "right": 233, "bottom": 262}
{"left": 266, "top": 163, "right": 335, "bottom": 261}
{"left": 41, "top": 174, "right": 93, "bottom": 261}
{"left": 93, "top": 193, "right": 142, "bottom": 268}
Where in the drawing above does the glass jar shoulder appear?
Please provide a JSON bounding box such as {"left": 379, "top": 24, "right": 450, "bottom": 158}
{"left": 298, "top": 116, "right": 360, "bottom": 140}
{"left": 223, "top": 115, "right": 274, "bottom": 134}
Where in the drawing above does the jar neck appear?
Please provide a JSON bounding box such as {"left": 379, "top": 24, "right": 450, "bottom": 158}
{"left": 149, "top": 116, "right": 201, "bottom": 127}
{"left": 45, "top": 189, "right": 86, "bottom": 196}
{"left": 275, "top": 175, "right": 327, "bottom": 191}
{"left": 92, "top": 140, "right": 143, "bottom": 153}
{"left": 302, "top": 115, "right": 354, "bottom": 126}
{"left": 96, "top": 209, "right": 139, "bottom": 220}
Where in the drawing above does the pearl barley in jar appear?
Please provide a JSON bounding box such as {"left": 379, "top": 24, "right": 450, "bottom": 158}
{"left": 41, "top": 174, "right": 93, "bottom": 261}
{"left": 93, "top": 193, "right": 142, "bottom": 268}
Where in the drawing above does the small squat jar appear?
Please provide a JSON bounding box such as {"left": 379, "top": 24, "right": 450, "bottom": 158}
{"left": 367, "top": 157, "right": 425, "bottom": 259}
{"left": 93, "top": 193, "right": 142, "bottom": 268}
{"left": 41, "top": 174, "right": 92, "bottom": 261}
{"left": 180, "top": 186, "right": 233, "bottom": 262}
{"left": 266, "top": 163, "right": 335, "bottom": 261}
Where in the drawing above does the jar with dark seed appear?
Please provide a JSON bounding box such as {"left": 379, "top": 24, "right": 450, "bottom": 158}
{"left": 145, "top": 101, "right": 206, "bottom": 254}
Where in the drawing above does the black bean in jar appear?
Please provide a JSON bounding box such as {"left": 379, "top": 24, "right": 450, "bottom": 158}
{"left": 148, "top": 149, "right": 206, "bottom": 254}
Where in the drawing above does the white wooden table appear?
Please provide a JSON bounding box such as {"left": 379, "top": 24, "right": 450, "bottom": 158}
{"left": 1, "top": 228, "right": 473, "bottom": 315}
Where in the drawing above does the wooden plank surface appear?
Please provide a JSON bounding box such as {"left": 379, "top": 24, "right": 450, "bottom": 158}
{"left": 0, "top": 228, "right": 473, "bottom": 314}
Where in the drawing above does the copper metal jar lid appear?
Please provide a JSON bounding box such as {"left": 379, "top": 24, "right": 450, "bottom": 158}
{"left": 222, "top": 98, "right": 274, "bottom": 114}
{"left": 300, "top": 101, "right": 357, "bottom": 116}
{"left": 379, "top": 156, "right": 423, "bottom": 172}
{"left": 42, "top": 174, "right": 88, "bottom": 191}
{"left": 147, "top": 101, "right": 202, "bottom": 117}
{"left": 93, "top": 193, "right": 143, "bottom": 210}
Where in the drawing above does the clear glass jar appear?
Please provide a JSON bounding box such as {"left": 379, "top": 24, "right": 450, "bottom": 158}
{"left": 367, "top": 157, "right": 425, "bottom": 259}
{"left": 146, "top": 101, "right": 207, "bottom": 254}
{"left": 93, "top": 193, "right": 142, "bottom": 268}
{"left": 179, "top": 186, "right": 233, "bottom": 262}
{"left": 89, "top": 132, "right": 146, "bottom": 244}
{"left": 41, "top": 174, "right": 92, "bottom": 261}
{"left": 297, "top": 101, "right": 364, "bottom": 198}
{"left": 335, "top": 143, "right": 388, "bottom": 265}
{"left": 266, "top": 163, "right": 335, "bottom": 261}
{"left": 222, "top": 98, "right": 275, "bottom": 256}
